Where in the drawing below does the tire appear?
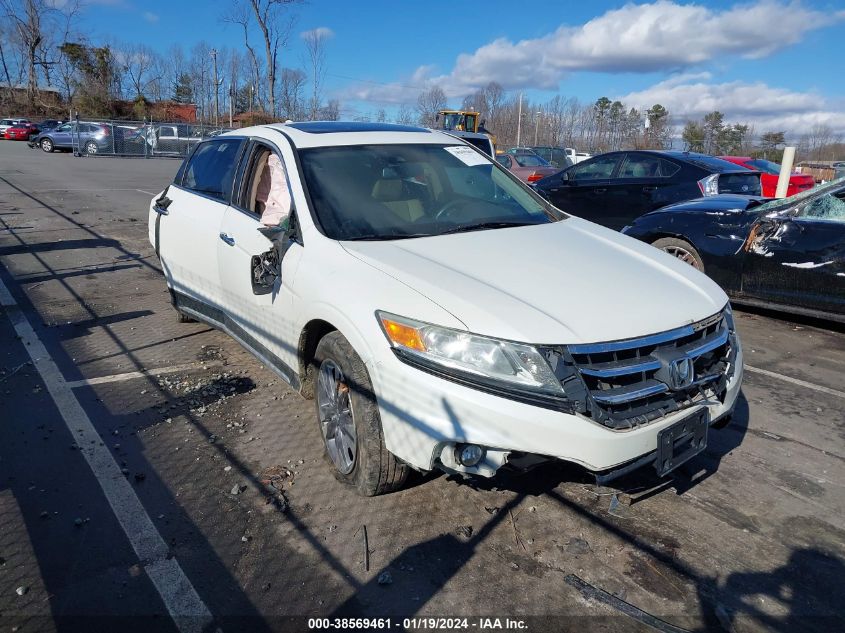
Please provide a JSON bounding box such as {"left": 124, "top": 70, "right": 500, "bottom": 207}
{"left": 85, "top": 141, "right": 98, "bottom": 155}
{"left": 651, "top": 237, "right": 705, "bottom": 272}
{"left": 40, "top": 138, "right": 53, "bottom": 153}
{"left": 313, "top": 331, "right": 409, "bottom": 496}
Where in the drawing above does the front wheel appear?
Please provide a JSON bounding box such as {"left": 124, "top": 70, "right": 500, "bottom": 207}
{"left": 651, "top": 237, "right": 705, "bottom": 272}
{"left": 313, "top": 331, "right": 409, "bottom": 496}
{"left": 40, "top": 138, "right": 54, "bottom": 153}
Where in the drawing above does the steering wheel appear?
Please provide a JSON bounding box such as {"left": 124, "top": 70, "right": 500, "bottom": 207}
{"left": 434, "top": 198, "right": 466, "bottom": 223}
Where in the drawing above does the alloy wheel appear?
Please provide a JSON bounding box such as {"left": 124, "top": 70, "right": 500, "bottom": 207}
{"left": 663, "top": 245, "right": 702, "bottom": 270}
{"left": 316, "top": 359, "right": 357, "bottom": 475}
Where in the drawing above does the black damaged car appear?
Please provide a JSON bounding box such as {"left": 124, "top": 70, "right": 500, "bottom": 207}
{"left": 622, "top": 179, "right": 845, "bottom": 323}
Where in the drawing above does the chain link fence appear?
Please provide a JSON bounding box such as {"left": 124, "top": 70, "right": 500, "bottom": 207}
{"left": 29, "top": 118, "right": 232, "bottom": 158}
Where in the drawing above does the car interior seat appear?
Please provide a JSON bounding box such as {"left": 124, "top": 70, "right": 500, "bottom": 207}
{"left": 371, "top": 178, "right": 425, "bottom": 222}
{"left": 250, "top": 150, "right": 271, "bottom": 214}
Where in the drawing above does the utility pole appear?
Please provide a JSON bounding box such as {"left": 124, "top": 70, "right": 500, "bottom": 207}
{"left": 534, "top": 111, "right": 541, "bottom": 146}
{"left": 210, "top": 48, "right": 220, "bottom": 127}
{"left": 516, "top": 92, "right": 523, "bottom": 147}
{"left": 228, "top": 83, "right": 233, "bottom": 128}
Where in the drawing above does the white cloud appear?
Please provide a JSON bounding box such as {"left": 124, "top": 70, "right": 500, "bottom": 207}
{"left": 619, "top": 77, "right": 845, "bottom": 134}
{"left": 348, "top": 1, "right": 844, "bottom": 100}
{"left": 143, "top": 11, "right": 159, "bottom": 23}
{"left": 301, "top": 26, "right": 334, "bottom": 40}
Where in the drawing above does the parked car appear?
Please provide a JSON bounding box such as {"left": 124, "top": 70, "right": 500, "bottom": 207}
{"left": 622, "top": 179, "right": 845, "bottom": 322}
{"left": 719, "top": 156, "right": 814, "bottom": 197}
{"left": 30, "top": 121, "right": 113, "bottom": 154}
{"left": 0, "top": 117, "right": 30, "bottom": 136}
{"left": 573, "top": 150, "right": 592, "bottom": 164}
{"left": 142, "top": 124, "right": 203, "bottom": 154}
{"left": 833, "top": 163, "right": 845, "bottom": 181}
{"left": 149, "top": 121, "right": 742, "bottom": 496}
{"left": 497, "top": 150, "right": 558, "bottom": 183}
{"left": 528, "top": 146, "right": 574, "bottom": 169}
{"left": 533, "top": 150, "right": 762, "bottom": 231}
{"left": 4, "top": 122, "right": 40, "bottom": 141}
{"left": 442, "top": 129, "right": 495, "bottom": 156}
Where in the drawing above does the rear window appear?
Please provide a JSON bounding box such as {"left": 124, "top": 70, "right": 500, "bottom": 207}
{"left": 718, "top": 173, "right": 761, "bottom": 195}
{"left": 684, "top": 154, "right": 751, "bottom": 173}
{"left": 513, "top": 154, "right": 549, "bottom": 167}
{"left": 182, "top": 139, "right": 243, "bottom": 201}
{"left": 745, "top": 159, "right": 781, "bottom": 175}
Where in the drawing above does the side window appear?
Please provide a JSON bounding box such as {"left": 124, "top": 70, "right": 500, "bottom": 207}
{"left": 618, "top": 155, "right": 680, "bottom": 179}
{"left": 182, "top": 139, "right": 243, "bottom": 202}
{"left": 497, "top": 155, "right": 512, "bottom": 169}
{"left": 570, "top": 155, "right": 620, "bottom": 180}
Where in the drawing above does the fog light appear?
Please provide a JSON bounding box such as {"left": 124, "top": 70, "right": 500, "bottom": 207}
{"left": 456, "top": 444, "right": 485, "bottom": 467}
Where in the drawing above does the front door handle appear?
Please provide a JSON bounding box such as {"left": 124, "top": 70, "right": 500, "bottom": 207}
{"left": 642, "top": 186, "right": 657, "bottom": 192}
{"left": 593, "top": 188, "right": 607, "bottom": 194}
{"left": 219, "top": 232, "right": 235, "bottom": 246}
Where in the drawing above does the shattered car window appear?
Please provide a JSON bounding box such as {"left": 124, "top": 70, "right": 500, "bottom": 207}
{"left": 752, "top": 176, "right": 845, "bottom": 217}
{"left": 797, "top": 190, "right": 845, "bottom": 222}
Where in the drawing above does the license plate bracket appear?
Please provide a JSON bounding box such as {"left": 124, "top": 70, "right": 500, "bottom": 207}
{"left": 655, "top": 409, "right": 709, "bottom": 477}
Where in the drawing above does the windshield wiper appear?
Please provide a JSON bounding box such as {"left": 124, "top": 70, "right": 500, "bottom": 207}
{"left": 439, "top": 221, "right": 539, "bottom": 235}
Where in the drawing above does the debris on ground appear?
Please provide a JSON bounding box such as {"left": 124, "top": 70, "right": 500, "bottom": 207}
{"left": 484, "top": 506, "right": 500, "bottom": 515}
{"left": 258, "top": 465, "right": 293, "bottom": 511}
{"left": 15, "top": 586, "right": 28, "bottom": 596}
{"left": 456, "top": 525, "right": 474, "bottom": 538}
{"left": 156, "top": 373, "right": 253, "bottom": 418}
{"left": 230, "top": 484, "right": 244, "bottom": 495}
{"left": 377, "top": 571, "right": 392, "bottom": 585}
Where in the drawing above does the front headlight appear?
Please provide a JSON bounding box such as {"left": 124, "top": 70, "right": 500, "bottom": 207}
{"left": 377, "top": 311, "right": 567, "bottom": 406}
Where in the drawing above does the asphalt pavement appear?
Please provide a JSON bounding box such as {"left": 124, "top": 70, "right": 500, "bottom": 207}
{"left": 1, "top": 140, "right": 844, "bottom": 633}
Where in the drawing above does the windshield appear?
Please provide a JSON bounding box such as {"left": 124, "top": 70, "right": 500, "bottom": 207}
{"left": 752, "top": 177, "right": 840, "bottom": 216}
{"left": 745, "top": 159, "right": 781, "bottom": 175}
{"left": 299, "top": 143, "right": 564, "bottom": 240}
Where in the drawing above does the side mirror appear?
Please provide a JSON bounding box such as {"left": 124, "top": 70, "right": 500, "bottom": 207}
{"left": 251, "top": 213, "right": 298, "bottom": 295}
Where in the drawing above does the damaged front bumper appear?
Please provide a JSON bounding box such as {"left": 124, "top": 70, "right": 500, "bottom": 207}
{"left": 370, "top": 319, "right": 743, "bottom": 481}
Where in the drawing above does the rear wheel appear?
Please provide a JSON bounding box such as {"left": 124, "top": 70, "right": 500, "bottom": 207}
{"left": 85, "top": 141, "right": 98, "bottom": 155}
{"left": 651, "top": 237, "right": 704, "bottom": 272}
{"left": 313, "top": 331, "right": 409, "bottom": 496}
{"left": 40, "top": 138, "right": 53, "bottom": 153}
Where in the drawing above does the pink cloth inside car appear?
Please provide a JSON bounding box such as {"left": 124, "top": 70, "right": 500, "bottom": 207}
{"left": 256, "top": 154, "right": 292, "bottom": 226}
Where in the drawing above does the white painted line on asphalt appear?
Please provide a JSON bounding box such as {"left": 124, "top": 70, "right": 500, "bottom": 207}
{"left": 65, "top": 361, "right": 223, "bottom": 388}
{"left": 744, "top": 364, "right": 845, "bottom": 400}
{"left": 0, "top": 278, "right": 213, "bottom": 633}
{"left": 10, "top": 188, "right": 159, "bottom": 194}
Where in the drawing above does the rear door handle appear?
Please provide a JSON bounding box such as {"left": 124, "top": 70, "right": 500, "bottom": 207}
{"left": 642, "top": 186, "right": 657, "bottom": 192}
{"left": 593, "top": 188, "right": 607, "bottom": 194}
{"left": 219, "top": 232, "right": 235, "bottom": 246}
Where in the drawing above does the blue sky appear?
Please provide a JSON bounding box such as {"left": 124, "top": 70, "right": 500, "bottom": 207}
{"left": 78, "top": 0, "right": 845, "bottom": 132}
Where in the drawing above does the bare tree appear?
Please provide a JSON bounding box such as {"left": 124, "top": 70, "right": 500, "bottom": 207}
{"left": 416, "top": 84, "right": 446, "bottom": 127}
{"left": 120, "top": 42, "right": 155, "bottom": 98}
{"left": 277, "top": 66, "right": 306, "bottom": 119}
{"left": 0, "top": 0, "right": 60, "bottom": 103}
{"left": 301, "top": 26, "right": 331, "bottom": 119}
{"left": 223, "top": 2, "right": 261, "bottom": 110}
{"left": 395, "top": 103, "right": 414, "bottom": 125}
{"left": 244, "top": 0, "right": 301, "bottom": 116}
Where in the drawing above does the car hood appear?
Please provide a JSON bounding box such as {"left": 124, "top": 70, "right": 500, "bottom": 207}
{"left": 341, "top": 218, "right": 728, "bottom": 344}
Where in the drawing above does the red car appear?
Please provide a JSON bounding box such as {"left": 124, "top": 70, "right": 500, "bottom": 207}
{"left": 496, "top": 151, "right": 558, "bottom": 183}
{"left": 4, "top": 122, "right": 40, "bottom": 141}
{"left": 719, "top": 156, "right": 814, "bottom": 197}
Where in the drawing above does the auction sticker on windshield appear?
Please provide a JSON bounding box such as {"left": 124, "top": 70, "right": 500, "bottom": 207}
{"left": 444, "top": 145, "right": 489, "bottom": 166}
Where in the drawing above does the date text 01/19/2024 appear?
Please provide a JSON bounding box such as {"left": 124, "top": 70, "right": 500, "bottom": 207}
{"left": 307, "top": 618, "right": 528, "bottom": 630}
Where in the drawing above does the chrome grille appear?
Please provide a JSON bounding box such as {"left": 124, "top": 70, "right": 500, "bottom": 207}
{"left": 547, "top": 310, "right": 736, "bottom": 430}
